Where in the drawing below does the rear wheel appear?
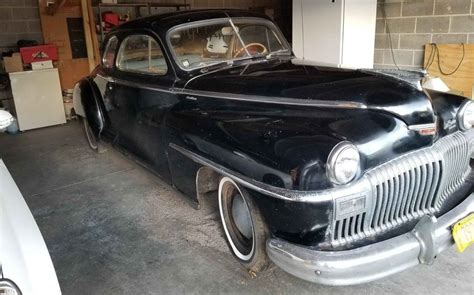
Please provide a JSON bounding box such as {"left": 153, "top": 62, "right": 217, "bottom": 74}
{"left": 82, "top": 117, "right": 106, "bottom": 153}
{"left": 218, "top": 177, "right": 269, "bottom": 276}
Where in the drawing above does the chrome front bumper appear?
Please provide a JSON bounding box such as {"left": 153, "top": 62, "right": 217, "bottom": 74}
{"left": 267, "top": 193, "right": 474, "bottom": 286}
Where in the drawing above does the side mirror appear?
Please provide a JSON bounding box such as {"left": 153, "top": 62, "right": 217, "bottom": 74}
{"left": 0, "top": 110, "right": 14, "bottom": 131}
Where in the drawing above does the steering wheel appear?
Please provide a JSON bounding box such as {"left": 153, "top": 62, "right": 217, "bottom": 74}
{"left": 233, "top": 43, "right": 268, "bottom": 58}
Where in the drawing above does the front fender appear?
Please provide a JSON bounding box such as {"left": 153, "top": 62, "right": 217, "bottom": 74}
{"left": 166, "top": 95, "right": 432, "bottom": 191}
{"left": 426, "top": 89, "right": 467, "bottom": 136}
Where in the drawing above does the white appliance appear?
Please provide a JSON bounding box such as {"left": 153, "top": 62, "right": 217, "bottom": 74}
{"left": 292, "top": 0, "right": 377, "bottom": 69}
{"left": 9, "top": 68, "right": 66, "bottom": 131}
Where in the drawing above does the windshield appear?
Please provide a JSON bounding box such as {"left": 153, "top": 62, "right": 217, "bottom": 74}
{"left": 168, "top": 18, "right": 291, "bottom": 70}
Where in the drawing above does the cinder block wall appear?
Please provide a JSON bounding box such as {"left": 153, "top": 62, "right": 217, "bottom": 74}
{"left": 0, "top": 0, "right": 43, "bottom": 54}
{"left": 374, "top": 0, "right": 474, "bottom": 70}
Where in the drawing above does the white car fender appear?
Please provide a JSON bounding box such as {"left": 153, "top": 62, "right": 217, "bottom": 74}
{"left": 0, "top": 159, "right": 61, "bottom": 295}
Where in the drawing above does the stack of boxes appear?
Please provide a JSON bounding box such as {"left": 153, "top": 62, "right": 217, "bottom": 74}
{"left": 3, "top": 44, "right": 58, "bottom": 73}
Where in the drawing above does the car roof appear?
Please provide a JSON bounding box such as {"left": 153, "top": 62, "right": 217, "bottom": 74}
{"left": 113, "top": 9, "right": 271, "bottom": 33}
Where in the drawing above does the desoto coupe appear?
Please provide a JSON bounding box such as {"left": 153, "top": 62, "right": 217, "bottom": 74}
{"left": 73, "top": 10, "right": 474, "bottom": 285}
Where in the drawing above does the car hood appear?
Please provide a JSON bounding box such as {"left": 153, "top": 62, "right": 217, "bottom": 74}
{"left": 181, "top": 58, "right": 435, "bottom": 126}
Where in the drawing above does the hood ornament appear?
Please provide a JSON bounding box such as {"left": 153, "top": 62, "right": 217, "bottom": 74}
{"left": 408, "top": 122, "right": 438, "bottom": 136}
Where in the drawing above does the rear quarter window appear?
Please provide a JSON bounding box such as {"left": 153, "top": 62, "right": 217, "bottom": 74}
{"left": 102, "top": 36, "right": 118, "bottom": 68}
{"left": 116, "top": 34, "right": 168, "bottom": 75}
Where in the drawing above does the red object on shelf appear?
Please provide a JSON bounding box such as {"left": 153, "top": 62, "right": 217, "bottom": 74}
{"left": 19, "top": 44, "right": 58, "bottom": 63}
{"left": 102, "top": 11, "right": 120, "bottom": 28}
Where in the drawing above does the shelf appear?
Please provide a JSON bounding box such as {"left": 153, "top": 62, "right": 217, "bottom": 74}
{"left": 96, "top": 1, "right": 190, "bottom": 42}
{"left": 96, "top": 2, "right": 190, "bottom": 9}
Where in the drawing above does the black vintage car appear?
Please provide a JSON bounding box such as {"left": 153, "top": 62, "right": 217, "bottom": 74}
{"left": 74, "top": 9, "right": 474, "bottom": 285}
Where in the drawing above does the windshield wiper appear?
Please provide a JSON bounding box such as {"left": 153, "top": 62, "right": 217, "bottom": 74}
{"left": 197, "top": 49, "right": 291, "bottom": 72}
{"left": 232, "top": 49, "right": 290, "bottom": 64}
{"left": 227, "top": 15, "right": 250, "bottom": 58}
{"left": 199, "top": 60, "right": 234, "bottom": 72}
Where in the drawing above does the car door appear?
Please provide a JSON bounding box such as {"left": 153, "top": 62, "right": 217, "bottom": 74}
{"left": 108, "top": 32, "right": 177, "bottom": 181}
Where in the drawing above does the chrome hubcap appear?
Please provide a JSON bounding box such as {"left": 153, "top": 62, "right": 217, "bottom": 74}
{"left": 231, "top": 194, "right": 252, "bottom": 239}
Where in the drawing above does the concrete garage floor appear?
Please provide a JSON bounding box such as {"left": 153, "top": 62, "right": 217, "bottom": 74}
{"left": 0, "top": 122, "right": 473, "bottom": 294}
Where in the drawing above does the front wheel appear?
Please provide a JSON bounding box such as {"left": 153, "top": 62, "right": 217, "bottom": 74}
{"left": 218, "top": 177, "right": 269, "bottom": 276}
{"left": 82, "top": 117, "right": 106, "bottom": 153}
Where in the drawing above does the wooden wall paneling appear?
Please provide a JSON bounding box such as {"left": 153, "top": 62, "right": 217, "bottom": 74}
{"left": 57, "top": 59, "right": 90, "bottom": 92}
{"left": 39, "top": 0, "right": 90, "bottom": 89}
{"left": 424, "top": 44, "right": 474, "bottom": 99}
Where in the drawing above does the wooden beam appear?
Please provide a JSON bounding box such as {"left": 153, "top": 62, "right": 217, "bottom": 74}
{"left": 80, "top": 0, "right": 96, "bottom": 72}
{"left": 46, "top": 0, "right": 67, "bottom": 15}
{"left": 86, "top": 0, "right": 100, "bottom": 66}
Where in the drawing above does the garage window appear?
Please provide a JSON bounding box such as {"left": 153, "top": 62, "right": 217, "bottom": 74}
{"left": 102, "top": 36, "right": 118, "bottom": 68}
{"left": 117, "top": 34, "right": 168, "bottom": 75}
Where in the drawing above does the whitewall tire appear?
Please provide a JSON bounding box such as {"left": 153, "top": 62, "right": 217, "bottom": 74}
{"left": 82, "top": 117, "right": 106, "bottom": 153}
{"left": 218, "top": 177, "right": 269, "bottom": 274}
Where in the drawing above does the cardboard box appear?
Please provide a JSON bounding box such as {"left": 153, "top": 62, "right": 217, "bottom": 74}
{"left": 32, "top": 60, "right": 54, "bottom": 70}
{"left": 3, "top": 53, "right": 23, "bottom": 73}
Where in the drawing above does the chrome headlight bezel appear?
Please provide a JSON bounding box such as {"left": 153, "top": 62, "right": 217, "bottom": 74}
{"left": 0, "top": 279, "right": 21, "bottom": 295}
{"left": 327, "top": 141, "right": 361, "bottom": 185}
{"left": 457, "top": 100, "right": 474, "bottom": 131}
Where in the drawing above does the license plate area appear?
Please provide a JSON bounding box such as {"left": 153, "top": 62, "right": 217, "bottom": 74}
{"left": 452, "top": 213, "right": 474, "bottom": 252}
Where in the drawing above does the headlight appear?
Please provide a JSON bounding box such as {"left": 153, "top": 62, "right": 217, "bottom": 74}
{"left": 458, "top": 100, "right": 474, "bottom": 131}
{"left": 327, "top": 141, "right": 360, "bottom": 185}
{"left": 0, "top": 279, "right": 21, "bottom": 295}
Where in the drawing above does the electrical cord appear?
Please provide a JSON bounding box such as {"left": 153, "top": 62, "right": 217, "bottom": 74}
{"left": 381, "top": 0, "right": 400, "bottom": 70}
{"left": 424, "top": 43, "right": 436, "bottom": 70}
{"left": 425, "top": 43, "right": 465, "bottom": 76}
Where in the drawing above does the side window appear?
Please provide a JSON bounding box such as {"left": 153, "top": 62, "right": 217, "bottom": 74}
{"left": 116, "top": 34, "right": 168, "bottom": 75}
{"left": 103, "top": 36, "right": 118, "bottom": 68}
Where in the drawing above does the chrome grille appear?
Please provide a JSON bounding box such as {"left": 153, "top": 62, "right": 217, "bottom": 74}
{"left": 367, "top": 154, "right": 443, "bottom": 233}
{"left": 332, "top": 130, "right": 473, "bottom": 245}
{"left": 435, "top": 132, "right": 471, "bottom": 206}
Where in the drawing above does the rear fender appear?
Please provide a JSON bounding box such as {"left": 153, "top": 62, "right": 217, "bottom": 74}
{"left": 73, "top": 78, "right": 107, "bottom": 138}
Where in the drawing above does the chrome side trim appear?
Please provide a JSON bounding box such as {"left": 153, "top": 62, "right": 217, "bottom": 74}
{"left": 106, "top": 76, "right": 175, "bottom": 93}
{"left": 267, "top": 193, "right": 474, "bottom": 286}
{"left": 175, "top": 88, "right": 368, "bottom": 109}
{"left": 170, "top": 130, "right": 473, "bottom": 206}
{"left": 95, "top": 75, "right": 367, "bottom": 110}
{"left": 169, "top": 142, "right": 347, "bottom": 203}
